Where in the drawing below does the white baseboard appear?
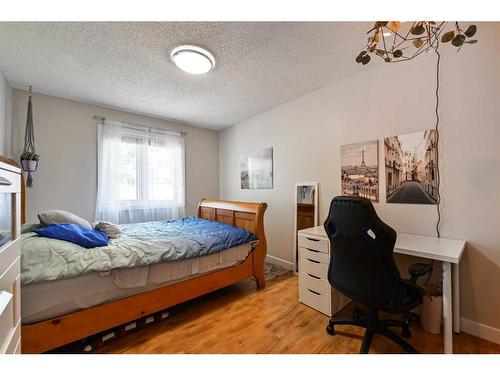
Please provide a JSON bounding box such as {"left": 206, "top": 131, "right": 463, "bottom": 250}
{"left": 266, "top": 255, "right": 294, "bottom": 270}
{"left": 460, "top": 317, "right": 500, "bottom": 345}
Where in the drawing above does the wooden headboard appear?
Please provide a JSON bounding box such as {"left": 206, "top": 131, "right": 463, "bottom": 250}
{"left": 197, "top": 199, "right": 266, "bottom": 233}
{"left": 197, "top": 198, "right": 268, "bottom": 286}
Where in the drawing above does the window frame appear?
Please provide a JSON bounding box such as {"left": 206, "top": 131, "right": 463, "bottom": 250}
{"left": 115, "top": 126, "right": 185, "bottom": 208}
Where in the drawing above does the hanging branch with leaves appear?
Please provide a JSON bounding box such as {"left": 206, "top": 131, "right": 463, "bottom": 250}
{"left": 355, "top": 21, "right": 478, "bottom": 65}
{"left": 354, "top": 22, "right": 478, "bottom": 238}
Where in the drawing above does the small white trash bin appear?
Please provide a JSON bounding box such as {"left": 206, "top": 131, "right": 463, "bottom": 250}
{"left": 420, "top": 286, "right": 443, "bottom": 334}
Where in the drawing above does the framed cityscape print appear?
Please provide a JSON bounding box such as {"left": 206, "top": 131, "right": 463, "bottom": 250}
{"left": 341, "top": 140, "right": 379, "bottom": 202}
{"left": 384, "top": 129, "right": 438, "bottom": 204}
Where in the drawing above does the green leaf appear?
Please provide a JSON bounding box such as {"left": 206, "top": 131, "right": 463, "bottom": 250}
{"left": 367, "top": 22, "right": 388, "bottom": 34}
{"left": 393, "top": 50, "right": 403, "bottom": 58}
{"left": 464, "top": 25, "right": 477, "bottom": 38}
{"left": 355, "top": 51, "right": 368, "bottom": 63}
{"left": 374, "top": 21, "right": 388, "bottom": 28}
{"left": 465, "top": 39, "right": 478, "bottom": 44}
{"left": 361, "top": 55, "right": 371, "bottom": 65}
{"left": 413, "top": 38, "right": 424, "bottom": 48}
{"left": 441, "top": 30, "right": 454, "bottom": 43}
{"left": 451, "top": 34, "right": 466, "bottom": 47}
{"left": 411, "top": 24, "right": 425, "bottom": 35}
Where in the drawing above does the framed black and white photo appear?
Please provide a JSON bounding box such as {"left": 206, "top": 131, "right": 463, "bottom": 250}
{"left": 240, "top": 147, "right": 273, "bottom": 189}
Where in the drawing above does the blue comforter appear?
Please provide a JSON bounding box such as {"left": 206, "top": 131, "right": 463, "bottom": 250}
{"left": 21, "top": 217, "right": 258, "bottom": 285}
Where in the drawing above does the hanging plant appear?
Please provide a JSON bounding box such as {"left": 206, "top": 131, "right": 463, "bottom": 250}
{"left": 20, "top": 150, "right": 39, "bottom": 172}
{"left": 355, "top": 21, "right": 478, "bottom": 64}
{"left": 20, "top": 86, "right": 38, "bottom": 188}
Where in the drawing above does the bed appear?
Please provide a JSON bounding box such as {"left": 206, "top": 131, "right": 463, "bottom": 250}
{"left": 20, "top": 198, "right": 267, "bottom": 353}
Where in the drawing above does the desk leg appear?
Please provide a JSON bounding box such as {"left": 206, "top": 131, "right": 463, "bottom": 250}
{"left": 442, "top": 262, "right": 453, "bottom": 354}
{"left": 452, "top": 263, "right": 460, "bottom": 333}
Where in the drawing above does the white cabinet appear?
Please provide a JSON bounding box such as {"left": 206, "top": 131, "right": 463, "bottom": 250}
{"left": 0, "top": 161, "right": 22, "bottom": 354}
{"left": 297, "top": 227, "right": 350, "bottom": 317}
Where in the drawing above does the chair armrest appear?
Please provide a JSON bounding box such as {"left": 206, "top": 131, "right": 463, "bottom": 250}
{"left": 408, "top": 263, "right": 433, "bottom": 283}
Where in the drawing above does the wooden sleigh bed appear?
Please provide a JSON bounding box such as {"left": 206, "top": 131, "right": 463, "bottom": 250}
{"left": 20, "top": 197, "right": 267, "bottom": 353}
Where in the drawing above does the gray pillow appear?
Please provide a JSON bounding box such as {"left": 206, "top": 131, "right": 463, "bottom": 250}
{"left": 38, "top": 210, "right": 92, "bottom": 229}
{"left": 93, "top": 221, "right": 121, "bottom": 239}
{"left": 21, "top": 223, "right": 42, "bottom": 234}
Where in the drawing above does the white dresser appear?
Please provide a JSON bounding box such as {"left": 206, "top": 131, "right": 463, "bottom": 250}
{"left": 297, "top": 226, "right": 350, "bottom": 316}
{"left": 0, "top": 160, "right": 22, "bottom": 354}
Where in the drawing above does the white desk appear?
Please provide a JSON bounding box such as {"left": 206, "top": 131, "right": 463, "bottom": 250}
{"left": 298, "top": 226, "right": 466, "bottom": 354}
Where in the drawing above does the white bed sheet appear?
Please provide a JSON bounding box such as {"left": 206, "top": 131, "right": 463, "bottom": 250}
{"left": 22, "top": 243, "right": 253, "bottom": 324}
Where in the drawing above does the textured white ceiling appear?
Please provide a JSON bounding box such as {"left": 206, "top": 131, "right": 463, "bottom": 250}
{"left": 0, "top": 22, "right": 370, "bottom": 130}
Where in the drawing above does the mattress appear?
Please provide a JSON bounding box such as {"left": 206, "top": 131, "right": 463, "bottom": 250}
{"left": 22, "top": 243, "right": 253, "bottom": 324}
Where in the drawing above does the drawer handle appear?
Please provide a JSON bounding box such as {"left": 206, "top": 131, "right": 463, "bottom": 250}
{"left": 0, "top": 176, "right": 12, "bottom": 186}
{"left": 306, "top": 237, "right": 320, "bottom": 242}
{"left": 305, "top": 248, "right": 320, "bottom": 253}
{"left": 307, "top": 273, "right": 321, "bottom": 280}
{"left": 307, "top": 258, "right": 320, "bottom": 264}
{"left": 307, "top": 288, "right": 321, "bottom": 296}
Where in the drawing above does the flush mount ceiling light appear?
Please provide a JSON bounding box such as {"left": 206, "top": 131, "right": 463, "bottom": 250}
{"left": 170, "top": 45, "right": 215, "bottom": 74}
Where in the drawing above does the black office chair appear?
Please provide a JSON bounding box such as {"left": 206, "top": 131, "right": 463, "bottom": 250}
{"left": 324, "top": 196, "right": 432, "bottom": 354}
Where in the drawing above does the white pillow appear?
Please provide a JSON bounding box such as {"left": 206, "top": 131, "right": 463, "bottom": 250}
{"left": 38, "top": 210, "right": 92, "bottom": 229}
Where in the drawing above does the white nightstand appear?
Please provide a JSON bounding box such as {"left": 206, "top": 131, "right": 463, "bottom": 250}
{"left": 297, "top": 226, "right": 350, "bottom": 316}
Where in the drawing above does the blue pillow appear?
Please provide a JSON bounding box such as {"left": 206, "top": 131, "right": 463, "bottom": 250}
{"left": 34, "top": 223, "right": 109, "bottom": 248}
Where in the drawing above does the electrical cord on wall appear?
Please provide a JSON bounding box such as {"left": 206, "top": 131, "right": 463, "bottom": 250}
{"left": 417, "top": 42, "right": 444, "bottom": 290}
{"left": 434, "top": 43, "right": 442, "bottom": 239}
{"left": 420, "top": 42, "right": 443, "bottom": 289}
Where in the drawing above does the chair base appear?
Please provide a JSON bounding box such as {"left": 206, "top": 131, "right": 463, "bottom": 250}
{"left": 326, "top": 308, "right": 418, "bottom": 354}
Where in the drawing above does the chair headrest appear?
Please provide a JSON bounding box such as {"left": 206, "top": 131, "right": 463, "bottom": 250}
{"left": 326, "top": 196, "right": 380, "bottom": 235}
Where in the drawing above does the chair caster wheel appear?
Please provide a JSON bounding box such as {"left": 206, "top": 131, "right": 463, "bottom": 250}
{"left": 326, "top": 324, "right": 334, "bottom": 336}
{"left": 352, "top": 307, "right": 364, "bottom": 322}
{"left": 402, "top": 325, "right": 411, "bottom": 338}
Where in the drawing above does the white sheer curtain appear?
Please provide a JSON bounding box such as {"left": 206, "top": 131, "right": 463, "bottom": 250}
{"left": 95, "top": 120, "right": 185, "bottom": 224}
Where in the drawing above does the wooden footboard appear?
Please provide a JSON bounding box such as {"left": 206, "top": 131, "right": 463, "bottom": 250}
{"left": 197, "top": 199, "right": 268, "bottom": 289}
{"left": 21, "top": 199, "right": 267, "bottom": 354}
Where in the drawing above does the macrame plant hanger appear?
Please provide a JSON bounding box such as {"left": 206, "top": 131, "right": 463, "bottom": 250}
{"left": 21, "top": 86, "right": 38, "bottom": 188}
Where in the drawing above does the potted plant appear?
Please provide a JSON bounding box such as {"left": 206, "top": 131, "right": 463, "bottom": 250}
{"left": 20, "top": 151, "right": 39, "bottom": 172}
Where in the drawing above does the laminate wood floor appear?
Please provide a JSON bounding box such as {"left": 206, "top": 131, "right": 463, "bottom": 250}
{"left": 96, "top": 274, "right": 500, "bottom": 354}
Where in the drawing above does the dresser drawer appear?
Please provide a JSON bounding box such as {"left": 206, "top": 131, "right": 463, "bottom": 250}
{"left": 299, "top": 272, "right": 330, "bottom": 295}
{"left": 298, "top": 247, "right": 329, "bottom": 264}
{"left": 299, "top": 257, "right": 329, "bottom": 278}
{"left": 298, "top": 235, "right": 329, "bottom": 254}
{"left": 3, "top": 320, "right": 20, "bottom": 354}
{"left": 299, "top": 283, "right": 331, "bottom": 315}
{"left": 0, "top": 291, "right": 14, "bottom": 352}
{"left": 0, "top": 238, "right": 20, "bottom": 277}
{"left": 0, "top": 167, "right": 21, "bottom": 194}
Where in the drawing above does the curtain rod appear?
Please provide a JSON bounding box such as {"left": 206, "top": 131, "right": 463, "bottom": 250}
{"left": 93, "top": 115, "right": 187, "bottom": 135}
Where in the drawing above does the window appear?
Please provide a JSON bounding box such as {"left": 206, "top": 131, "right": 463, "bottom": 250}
{"left": 95, "top": 121, "right": 185, "bottom": 224}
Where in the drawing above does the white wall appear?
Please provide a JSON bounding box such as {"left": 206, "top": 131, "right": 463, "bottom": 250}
{"left": 0, "top": 72, "right": 12, "bottom": 157}
{"left": 220, "top": 23, "right": 500, "bottom": 332}
{"left": 11, "top": 90, "right": 219, "bottom": 222}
